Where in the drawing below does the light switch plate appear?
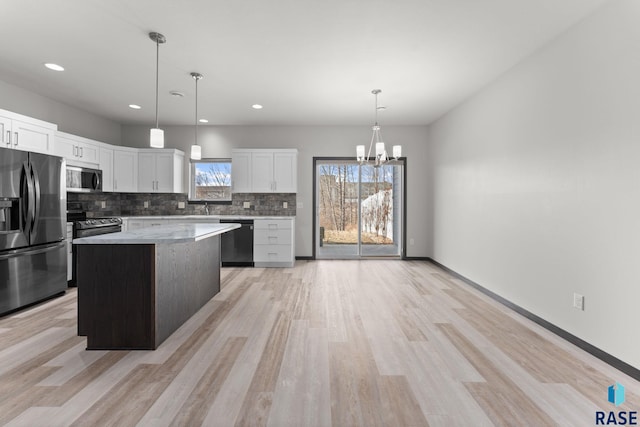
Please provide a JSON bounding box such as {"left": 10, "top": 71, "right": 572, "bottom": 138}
{"left": 144, "top": 201, "right": 149, "bottom": 208}
{"left": 283, "top": 201, "right": 288, "bottom": 209}
{"left": 100, "top": 201, "right": 106, "bottom": 208}
{"left": 243, "top": 201, "right": 251, "bottom": 209}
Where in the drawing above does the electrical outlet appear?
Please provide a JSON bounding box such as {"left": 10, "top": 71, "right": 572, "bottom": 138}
{"left": 178, "top": 202, "right": 185, "bottom": 209}
{"left": 283, "top": 201, "right": 288, "bottom": 209}
{"left": 243, "top": 201, "right": 251, "bottom": 209}
{"left": 573, "top": 293, "right": 585, "bottom": 311}
{"left": 409, "top": 238, "right": 415, "bottom": 246}
{"left": 144, "top": 201, "right": 149, "bottom": 208}
{"left": 100, "top": 201, "right": 106, "bottom": 208}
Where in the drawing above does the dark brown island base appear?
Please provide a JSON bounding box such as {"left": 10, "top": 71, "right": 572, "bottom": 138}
{"left": 74, "top": 223, "right": 240, "bottom": 350}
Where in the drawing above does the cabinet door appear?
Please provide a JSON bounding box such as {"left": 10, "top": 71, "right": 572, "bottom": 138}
{"left": 273, "top": 152, "right": 297, "bottom": 192}
{"left": 113, "top": 150, "right": 138, "bottom": 192}
{"left": 251, "top": 152, "right": 274, "bottom": 192}
{"left": 138, "top": 152, "right": 157, "bottom": 192}
{"left": 100, "top": 147, "right": 114, "bottom": 192}
{"left": 53, "top": 135, "right": 77, "bottom": 159}
{"left": 0, "top": 116, "right": 11, "bottom": 148}
{"left": 231, "top": 151, "right": 252, "bottom": 193}
{"left": 154, "top": 152, "right": 175, "bottom": 193}
{"left": 12, "top": 120, "right": 54, "bottom": 154}
{"left": 76, "top": 141, "right": 99, "bottom": 165}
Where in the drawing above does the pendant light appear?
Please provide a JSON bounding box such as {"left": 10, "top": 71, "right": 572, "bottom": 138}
{"left": 149, "top": 32, "right": 166, "bottom": 148}
{"left": 190, "top": 72, "right": 203, "bottom": 160}
{"left": 356, "top": 89, "right": 401, "bottom": 166}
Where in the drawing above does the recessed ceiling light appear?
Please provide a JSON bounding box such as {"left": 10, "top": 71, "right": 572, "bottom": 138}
{"left": 44, "top": 63, "right": 64, "bottom": 71}
{"left": 198, "top": 119, "right": 209, "bottom": 123}
{"left": 252, "top": 104, "right": 263, "bottom": 110}
{"left": 129, "top": 104, "right": 142, "bottom": 110}
{"left": 170, "top": 91, "right": 185, "bottom": 98}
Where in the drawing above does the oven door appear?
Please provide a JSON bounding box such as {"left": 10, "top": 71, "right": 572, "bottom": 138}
{"left": 66, "top": 166, "right": 102, "bottom": 193}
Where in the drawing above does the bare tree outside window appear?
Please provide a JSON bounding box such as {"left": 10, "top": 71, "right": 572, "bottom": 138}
{"left": 190, "top": 160, "right": 232, "bottom": 200}
{"left": 318, "top": 162, "right": 394, "bottom": 245}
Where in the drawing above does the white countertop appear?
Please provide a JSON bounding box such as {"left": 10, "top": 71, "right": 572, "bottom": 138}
{"left": 122, "top": 215, "right": 294, "bottom": 220}
{"left": 73, "top": 223, "right": 241, "bottom": 245}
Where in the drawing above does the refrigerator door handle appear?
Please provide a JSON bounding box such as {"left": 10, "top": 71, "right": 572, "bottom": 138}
{"left": 20, "top": 162, "right": 35, "bottom": 237}
{"left": 30, "top": 161, "right": 41, "bottom": 242}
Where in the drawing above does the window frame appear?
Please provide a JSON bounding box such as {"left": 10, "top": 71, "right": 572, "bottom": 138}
{"left": 189, "top": 158, "right": 233, "bottom": 203}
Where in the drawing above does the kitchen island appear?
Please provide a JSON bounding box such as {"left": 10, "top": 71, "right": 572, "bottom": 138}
{"left": 73, "top": 223, "right": 240, "bottom": 350}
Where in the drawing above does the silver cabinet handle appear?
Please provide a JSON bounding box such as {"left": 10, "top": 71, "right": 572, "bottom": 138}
{"left": 14, "top": 132, "right": 18, "bottom": 146}
{"left": 5, "top": 130, "right": 10, "bottom": 146}
{"left": 79, "top": 147, "right": 83, "bottom": 158}
{"left": 114, "top": 180, "right": 118, "bottom": 190}
{"left": 73, "top": 146, "right": 77, "bottom": 157}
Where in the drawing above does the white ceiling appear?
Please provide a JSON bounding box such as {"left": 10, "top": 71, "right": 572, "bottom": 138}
{"left": 0, "top": 0, "right": 608, "bottom": 127}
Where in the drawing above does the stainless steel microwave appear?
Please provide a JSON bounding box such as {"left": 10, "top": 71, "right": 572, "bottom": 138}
{"left": 66, "top": 166, "right": 102, "bottom": 192}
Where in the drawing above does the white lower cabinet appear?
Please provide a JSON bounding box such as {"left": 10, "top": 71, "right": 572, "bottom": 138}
{"left": 253, "top": 218, "right": 295, "bottom": 267}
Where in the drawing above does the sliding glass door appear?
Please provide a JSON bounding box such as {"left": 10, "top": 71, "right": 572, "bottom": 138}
{"left": 315, "top": 159, "right": 404, "bottom": 259}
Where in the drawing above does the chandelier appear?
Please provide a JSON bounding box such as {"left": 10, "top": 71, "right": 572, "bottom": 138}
{"left": 356, "top": 89, "right": 401, "bottom": 166}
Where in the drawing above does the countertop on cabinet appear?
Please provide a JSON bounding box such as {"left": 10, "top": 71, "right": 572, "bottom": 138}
{"left": 73, "top": 223, "right": 240, "bottom": 245}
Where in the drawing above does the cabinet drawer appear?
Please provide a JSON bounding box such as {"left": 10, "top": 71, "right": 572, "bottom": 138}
{"left": 254, "top": 244, "right": 293, "bottom": 262}
{"left": 254, "top": 219, "right": 292, "bottom": 230}
{"left": 254, "top": 229, "right": 292, "bottom": 245}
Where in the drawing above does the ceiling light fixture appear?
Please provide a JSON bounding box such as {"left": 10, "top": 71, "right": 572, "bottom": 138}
{"left": 356, "top": 89, "right": 401, "bottom": 166}
{"left": 44, "top": 63, "right": 64, "bottom": 71}
{"left": 198, "top": 119, "right": 209, "bottom": 123}
{"left": 129, "top": 104, "right": 142, "bottom": 110}
{"left": 190, "top": 72, "right": 203, "bottom": 160}
{"left": 252, "top": 104, "right": 263, "bottom": 110}
{"left": 149, "top": 31, "right": 166, "bottom": 148}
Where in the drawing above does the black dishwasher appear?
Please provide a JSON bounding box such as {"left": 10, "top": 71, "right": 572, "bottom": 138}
{"left": 220, "top": 219, "right": 254, "bottom": 267}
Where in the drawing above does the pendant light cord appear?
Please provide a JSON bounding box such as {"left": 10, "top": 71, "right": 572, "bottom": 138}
{"left": 195, "top": 76, "right": 198, "bottom": 146}
{"left": 155, "top": 37, "right": 160, "bottom": 129}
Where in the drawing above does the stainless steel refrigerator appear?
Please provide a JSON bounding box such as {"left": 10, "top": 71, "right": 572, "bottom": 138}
{"left": 1, "top": 146, "right": 67, "bottom": 316}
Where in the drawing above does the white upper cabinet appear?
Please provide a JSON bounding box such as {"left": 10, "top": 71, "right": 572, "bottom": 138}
{"left": 231, "top": 149, "right": 297, "bottom": 193}
{"left": 113, "top": 148, "right": 138, "bottom": 192}
{"left": 273, "top": 151, "right": 297, "bottom": 193}
{"left": 54, "top": 131, "right": 100, "bottom": 167}
{"left": 0, "top": 109, "right": 56, "bottom": 155}
{"left": 231, "top": 151, "right": 252, "bottom": 193}
{"left": 138, "top": 149, "right": 184, "bottom": 193}
{"left": 251, "top": 151, "right": 275, "bottom": 193}
{"left": 100, "top": 147, "right": 114, "bottom": 192}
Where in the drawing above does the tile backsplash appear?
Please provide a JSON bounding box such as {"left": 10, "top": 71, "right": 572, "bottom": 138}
{"left": 67, "top": 192, "right": 296, "bottom": 217}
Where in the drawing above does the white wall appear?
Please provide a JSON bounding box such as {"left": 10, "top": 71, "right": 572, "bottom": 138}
{"left": 0, "top": 80, "right": 121, "bottom": 145}
{"left": 122, "top": 124, "right": 430, "bottom": 258}
{"left": 428, "top": 0, "right": 640, "bottom": 369}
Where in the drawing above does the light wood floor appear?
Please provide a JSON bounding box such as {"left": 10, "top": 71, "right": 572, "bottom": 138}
{"left": 1, "top": 260, "right": 638, "bottom": 426}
